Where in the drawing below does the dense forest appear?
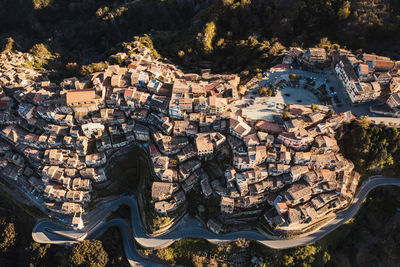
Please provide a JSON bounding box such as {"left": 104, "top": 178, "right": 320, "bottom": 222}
{"left": 340, "top": 117, "right": 400, "bottom": 176}
{"left": 2, "top": 0, "right": 400, "bottom": 77}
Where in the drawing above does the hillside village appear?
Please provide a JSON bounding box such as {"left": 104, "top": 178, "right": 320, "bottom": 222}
{"left": 1, "top": 43, "right": 390, "bottom": 234}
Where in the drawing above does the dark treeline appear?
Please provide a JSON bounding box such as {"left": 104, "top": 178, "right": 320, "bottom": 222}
{"left": 1, "top": 0, "right": 400, "bottom": 75}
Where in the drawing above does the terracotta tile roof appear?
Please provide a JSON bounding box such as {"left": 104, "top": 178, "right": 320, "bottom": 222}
{"left": 362, "top": 53, "right": 377, "bottom": 62}
{"left": 374, "top": 60, "right": 395, "bottom": 70}
{"left": 66, "top": 89, "right": 96, "bottom": 105}
{"left": 123, "top": 89, "right": 134, "bottom": 98}
{"left": 359, "top": 63, "right": 369, "bottom": 74}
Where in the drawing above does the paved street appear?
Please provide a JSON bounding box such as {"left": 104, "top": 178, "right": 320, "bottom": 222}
{"left": 32, "top": 177, "right": 400, "bottom": 266}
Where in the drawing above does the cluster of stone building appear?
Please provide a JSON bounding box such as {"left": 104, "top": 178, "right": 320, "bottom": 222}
{"left": 0, "top": 45, "right": 362, "bottom": 232}
{"left": 333, "top": 51, "right": 398, "bottom": 104}
{"left": 0, "top": 45, "right": 241, "bottom": 229}
{"left": 283, "top": 47, "right": 400, "bottom": 107}
{"left": 207, "top": 109, "right": 359, "bottom": 233}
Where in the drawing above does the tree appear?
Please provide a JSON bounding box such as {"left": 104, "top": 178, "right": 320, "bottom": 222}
{"left": 69, "top": 240, "right": 108, "bottom": 267}
{"left": 283, "top": 255, "right": 295, "bottom": 266}
{"left": 311, "top": 104, "right": 319, "bottom": 112}
{"left": 293, "top": 245, "right": 319, "bottom": 266}
{"left": 281, "top": 112, "right": 290, "bottom": 120}
{"left": 322, "top": 251, "right": 331, "bottom": 264}
{"left": 28, "top": 242, "right": 51, "bottom": 264}
{"left": 156, "top": 247, "right": 176, "bottom": 265}
{"left": 289, "top": 73, "right": 297, "bottom": 80}
{"left": 33, "top": 0, "right": 51, "bottom": 9}
{"left": 222, "top": 0, "right": 234, "bottom": 7}
{"left": 0, "top": 219, "right": 16, "bottom": 253}
{"left": 259, "top": 86, "right": 267, "bottom": 96}
{"left": 357, "top": 116, "right": 371, "bottom": 129}
{"left": 30, "top": 43, "right": 52, "bottom": 59}
{"left": 338, "top": 1, "right": 351, "bottom": 20}
{"left": 192, "top": 253, "right": 207, "bottom": 266}
{"left": 178, "top": 50, "right": 185, "bottom": 58}
{"left": 201, "top": 21, "right": 216, "bottom": 53}
{"left": 80, "top": 61, "right": 108, "bottom": 76}
{"left": 268, "top": 42, "right": 284, "bottom": 56}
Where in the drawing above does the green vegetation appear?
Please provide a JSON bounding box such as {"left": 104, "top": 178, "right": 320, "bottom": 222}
{"left": 69, "top": 240, "right": 109, "bottom": 267}
{"left": 29, "top": 43, "right": 53, "bottom": 69}
{"left": 92, "top": 147, "right": 143, "bottom": 203}
{"left": 259, "top": 86, "right": 267, "bottom": 95}
{"left": 201, "top": 21, "right": 217, "bottom": 53}
{"left": 281, "top": 111, "right": 290, "bottom": 121}
{"left": 30, "top": 43, "right": 52, "bottom": 58}
{"left": 186, "top": 190, "right": 220, "bottom": 220}
{"left": 1, "top": 0, "right": 399, "bottom": 78}
{"left": 33, "top": 0, "right": 52, "bottom": 9}
{"left": 80, "top": 61, "right": 109, "bottom": 76}
{"left": 98, "top": 227, "right": 129, "bottom": 267}
{"left": 154, "top": 238, "right": 215, "bottom": 266}
{"left": 259, "top": 85, "right": 276, "bottom": 97}
{"left": 0, "top": 185, "right": 130, "bottom": 266}
{"left": 311, "top": 103, "right": 319, "bottom": 112}
{"left": 337, "top": 1, "right": 351, "bottom": 20}
{"left": 132, "top": 35, "right": 161, "bottom": 59}
{"left": 151, "top": 215, "right": 173, "bottom": 232}
{"left": 340, "top": 118, "right": 400, "bottom": 176}
{"left": 28, "top": 242, "right": 51, "bottom": 265}
{"left": 0, "top": 219, "right": 16, "bottom": 253}
{"left": 1, "top": 37, "right": 14, "bottom": 54}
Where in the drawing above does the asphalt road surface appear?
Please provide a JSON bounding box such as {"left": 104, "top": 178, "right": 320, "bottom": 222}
{"left": 32, "top": 177, "right": 400, "bottom": 266}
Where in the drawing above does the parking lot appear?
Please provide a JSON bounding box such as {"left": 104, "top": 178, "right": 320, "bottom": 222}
{"left": 245, "top": 69, "right": 339, "bottom": 104}
{"left": 241, "top": 68, "right": 377, "bottom": 117}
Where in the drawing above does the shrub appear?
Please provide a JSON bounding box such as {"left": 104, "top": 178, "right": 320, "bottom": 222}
{"left": 281, "top": 112, "right": 290, "bottom": 120}
{"left": 30, "top": 43, "right": 52, "bottom": 59}
{"left": 177, "top": 50, "right": 185, "bottom": 58}
{"left": 0, "top": 219, "right": 16, "bottom": 253}
{"left": 1, "top": 37, "right": 14, "bottom": 54}
{"left": 311, "top": 104, "right": 319, "bottom": 112}
{"left": 80, "top": 61, "right": 108, "bottom": 76}
{"left": 259, "top": 86, "right": 267, "bottom": 96}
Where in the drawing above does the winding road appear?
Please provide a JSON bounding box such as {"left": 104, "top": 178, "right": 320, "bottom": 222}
{"left": 32, "top": 177, "right": 400, "bottom": 266}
